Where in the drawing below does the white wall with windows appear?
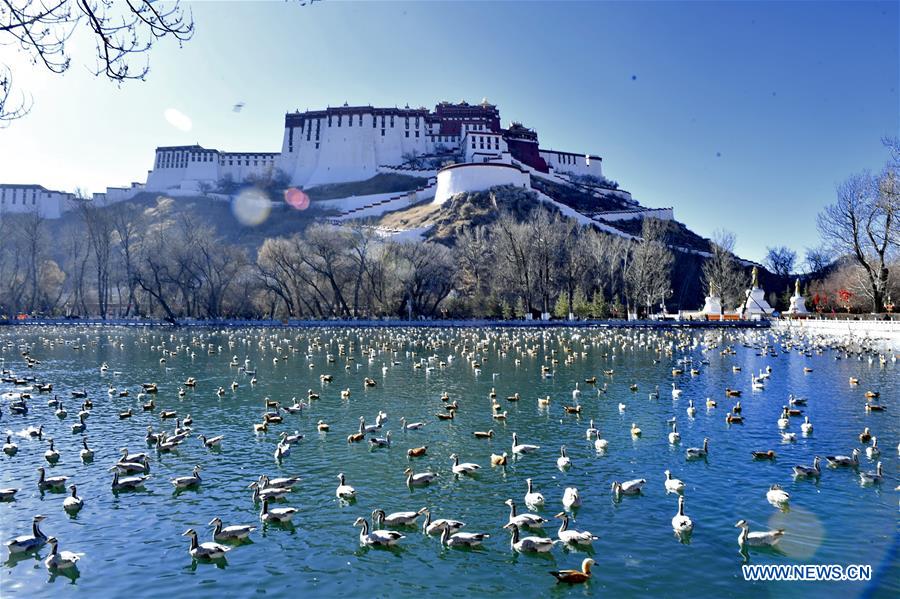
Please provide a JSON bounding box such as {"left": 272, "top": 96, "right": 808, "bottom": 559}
{"left": 0, "top": 185, "right": 72, "bottom": 219}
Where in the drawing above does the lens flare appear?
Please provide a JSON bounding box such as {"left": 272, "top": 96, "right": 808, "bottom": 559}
{"left": 767, "top": 505, "right": 824, "bottom": 559}
{"left": 164, "top": 108, "right": 193, "bottom": 132}
{"left": 232, "top": 188, "right": 272, "bottom": 226}
{"left": 284, "top": 187, "right": 310, "bottom": 211}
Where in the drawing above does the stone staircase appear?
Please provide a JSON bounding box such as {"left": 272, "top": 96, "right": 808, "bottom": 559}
{"left": 333, "top": 177, "right": 437, "bottom": 220}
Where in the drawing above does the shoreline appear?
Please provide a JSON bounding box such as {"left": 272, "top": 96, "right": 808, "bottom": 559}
{"left": 0, "top": 317, "right": 772, "bottom": 329}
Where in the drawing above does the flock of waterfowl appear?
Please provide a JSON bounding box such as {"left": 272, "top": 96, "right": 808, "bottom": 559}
{"left": 0, "top": 326, "right": 896, "bottom": 589}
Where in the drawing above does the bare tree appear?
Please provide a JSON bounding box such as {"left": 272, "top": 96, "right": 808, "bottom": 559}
{"left": 390, "top": 242, "right": 455, "bottom": 317}
{"left": 109, "top": 202, "right": 142, "bottom": 315}
{"left": 625, "top": 218, "right": 674, "bottom": 317}
{"left": 818, "top": 164, "right": 898, "bottom": 312}
{"left": 701, "top": 230, "right": 748, "bottom": 309}
{"left": 77, "top": 196, "right": 114, "bottom": 317}
{"left": 803, "top": 246, "right": 833, "bottom": 274}
{"left": 1, "top": 0, "right": 195, "bottom": 122}
{"left": 764, "top": 246, "right": 797, "bottom": 277}
{"left": 492, "top": 212, "right": 535, "bottom": 314}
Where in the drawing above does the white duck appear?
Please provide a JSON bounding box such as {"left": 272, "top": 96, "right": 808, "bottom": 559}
{"left": 422, "top": 509, "right": 465, "bottom": 535}
{"left": 171, "top": 465, "right": 202, "bottom": 489}
{"left": 260, "top": 498, "right": 298, "bottom": 523}
{"left": 664, "top": 470, "right": 685, "bottom": 493}
{"left": 111, "top": 470, "right": 150, "bottom": 491}
{"left": 399, "top": 417, "right": 426, "bottom": 430}
{"left": 554, "top": 512, "right": 597, "bottom": 544}
{"left": 438, "top": 521, "right": 490, "bottom": 547}
{"left": 79, "top": 438, "right": 94, "bottom": 461}
{"left": 262, "top": 475, "right": 301, "bottom": 490}
{"left": 405, "top": 467, "right": 437, "bottom": 487}
{"left": 336, "top": 472, "right": 356, "bottom": 499}
{"left": 512, "top": 432, "right": 540, "bottom": 454}
{"left": 3, "top": 434, "right": 17, "bottom": 456}
{"left": 209, "top": 517, "right": 256, "bottom": 541}
{"left": 800, "top": 416, "right": 813, "bottom": 435}
{"left": 354, "top": 517, "right": 404, "bottom": 546}
{"left": 524, "top": 478, "right": 545, "bottom": 508}
{"left": 685, "top": 438, "right": 709, "bottom": 459}
{"left": 777, "top": 407, "right": 790, "bottom": 429}
{"left": 866, "top": 437, "right": 880, "bottom": 459}
{"left": 504, "top": 498, "right": 547, "bottom": 529}
{"left": 671, "top": 495, "right": 693, "bottom": 534}
{"left": 735, "top": 519, "right": 784, "bottom": 548}
{"left": 686, "top": 400, "right": 697, "bottom": 417}
{"left": 557, "top": 446, "right": 572, "bottom": 469}
{"left": 63, "top": 485, "right": 84, "bottom": 512}
{"left": 668, "top": 422, "right": 681, "bottom": 444}
{"left": 562, "top": 487, "right": 582, "bottom": 510}
{"left": 37, "top": 467, "right": 68, "bottom": 490}
{"left": 671, "top": 382, "right": 682, "bottom": 398}
{"left": 372, "top": 508, "right": 427, "bottom": 527}
{"left": 611, "top": 479, "right": 646, "bottom": 499}
{"left": 766, "top": 484, "right": 790, "bottom": 507}
{"left": 585, "top": 420, "right": 599, "bottom": 440}
{"left": 43, "top": 537, "right": 81, "bottom": 570}
{"left": 505, "top": 523, "right": 555, "bottom": 553}
{"left": 593, "top": 430, "right": 609, "bottom": 451}
{"left": 825, "top": 448, "right": 859, "bottom": 467}
{"left": 450, "top": 453, "right": 481, "bottom": 475}
{"left": 859, "top": 462, "right": 883, "bottom": 485}
{"left": 183, "top": 528, "right": 231, "bottom": 559}
{"left": 792, "top": 456, "right": 821, "bottom": 478}
{"left": 5, "top": 514, "right": 48, "bottom": 553}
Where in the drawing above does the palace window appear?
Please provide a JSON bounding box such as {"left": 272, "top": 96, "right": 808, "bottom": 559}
{"left": 381, "top": 129, "right": 385, "bottom": 136}
{"left": 415, "top": 131, "right": 419, "bottom": 138}
{"left": 328, "top": 115, "right": 332, "bottom": 127}
{"left": 359, "top": 114, "right": 363, "bottom": 126}
{"left": 348, "top": 115, "right": 352, "bottom": 127}
{"left": 390, "top": 116, "right": 394, "bottom": 127}
{"left": 405, "top": 131, "right": 409, "bottom": 138}
{"left": 315, "top": 143, "right": 320, "bottom": 149}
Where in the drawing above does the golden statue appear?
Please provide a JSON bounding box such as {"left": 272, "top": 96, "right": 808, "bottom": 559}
{"left": 751, "top": 266, "right": 759, "bottom": 288}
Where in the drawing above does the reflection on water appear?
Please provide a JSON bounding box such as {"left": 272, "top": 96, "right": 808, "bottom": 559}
{"left": 0, "top": 326, "right": 897, "bottom": 598}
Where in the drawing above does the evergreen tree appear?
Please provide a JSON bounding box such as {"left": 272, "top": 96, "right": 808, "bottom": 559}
{"left": 572, "top": 287, "right": 590, "bottom": 319}
{"left": 514, "top": 297, "right": 526, "bottom": 319}
{"left": 590, "top": 289, "right": 608, "bottom": 319}
{"left": 554, "top": 291, "right": 570, "bottom": 319}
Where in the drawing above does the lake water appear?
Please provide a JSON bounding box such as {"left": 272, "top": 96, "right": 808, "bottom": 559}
{"left": 0, "top": 326, "right": 897, "bottom": 598}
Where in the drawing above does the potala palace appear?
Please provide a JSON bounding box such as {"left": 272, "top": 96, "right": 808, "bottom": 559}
{"left": 1, "top": 99, "right": 672, "bottom": 231}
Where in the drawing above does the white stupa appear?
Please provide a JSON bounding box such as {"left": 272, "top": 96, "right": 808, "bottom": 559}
{"left": 786, "top": 278, "right": 809, "bottom": 315}
{"left": 739, "top": 266, "right": 775, "bottom": 319}
{"left": 701, "top": 281, "right": 723, "bottom": 316}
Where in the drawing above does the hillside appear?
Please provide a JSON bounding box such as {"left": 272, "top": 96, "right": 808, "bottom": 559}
{"left": 304, "top": 173, "right": 428, "bottom": 201}
{"left": 370, "top": 184, "right": 767, "bottom": 310}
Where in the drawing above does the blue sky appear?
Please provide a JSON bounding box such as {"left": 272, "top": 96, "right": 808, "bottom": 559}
{"left": 0, "top": 1, "right": 897, "bottom": 263}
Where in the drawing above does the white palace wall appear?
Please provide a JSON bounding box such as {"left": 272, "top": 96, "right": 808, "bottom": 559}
{"left": 433, "top": 163, "right": 530, "bottom": 205}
